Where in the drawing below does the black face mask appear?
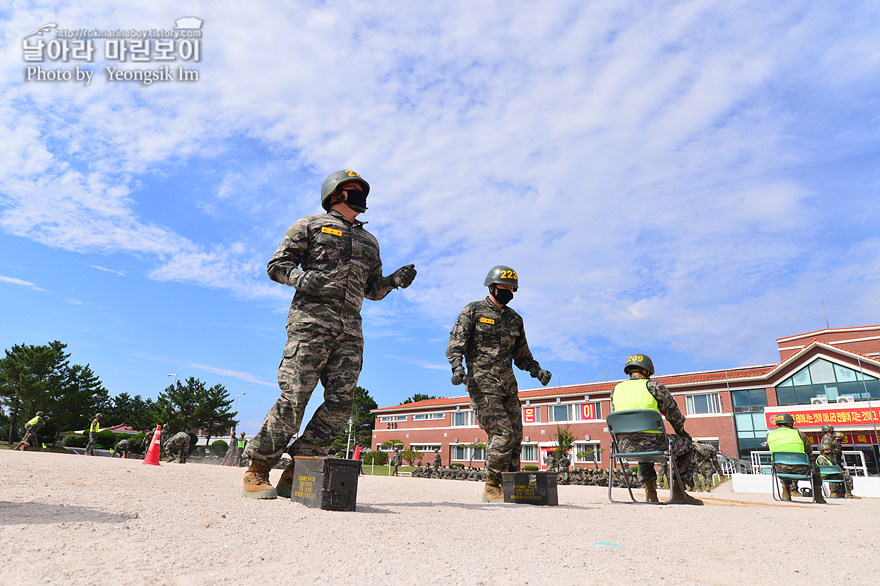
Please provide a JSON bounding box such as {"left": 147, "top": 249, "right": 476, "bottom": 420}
{"left": 492, "top": 287, "right": 514, "bottom": 305}
{"left": 344, "top": 189, "right": 368, "bottom": 213}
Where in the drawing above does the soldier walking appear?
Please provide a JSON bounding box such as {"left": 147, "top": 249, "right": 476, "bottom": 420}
{"left": 610, "top": 354, "right": 703, "bottom": 505}
{"left": 391, "top": 448, "right": 402, "bottom": 476}
{"left": 433, "top": 448, "right": 442, "bottom": 469}
{"left": 17, "top": 412, "right": 50, "bottom": 450}
{"left": 85, "top": 413, "right": 102, "bottom": 456}
{"left": 242, "top": 170, "right": 417, "bottom": 499}
{"left": 446, "top": 265, "right": 551, "bottom": 503}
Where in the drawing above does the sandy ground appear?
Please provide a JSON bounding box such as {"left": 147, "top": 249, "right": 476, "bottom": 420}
{"left": 1, "top": 450, "right": 878, "bottom": 586}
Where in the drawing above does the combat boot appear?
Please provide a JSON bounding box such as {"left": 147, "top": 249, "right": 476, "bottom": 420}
{"left": 671, "top": 479, "right": 703, "bottom": 505}
{"left": 482, "top": 483, "right": 504, "bottom": 503}
{"left": 643, "top": 479, "right": 659, "bottom": 503}
{"left": 276, "top": 460, "right": 296, "bottom": 499}
{"left": 781, "top": 484, "right": 792, "bottom": 501}
{"left": 242, "top": 461, "right": 278, "bottom": 499}
{"left": 813, "top": 489, "right": 827, "bottom": 504}
{"left": 845, "top": 492, "right": 861, "bottom": 499}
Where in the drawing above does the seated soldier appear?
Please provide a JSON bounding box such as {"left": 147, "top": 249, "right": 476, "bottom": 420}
{"left": 766, "top": 413, "right": 825, "bottom": 503}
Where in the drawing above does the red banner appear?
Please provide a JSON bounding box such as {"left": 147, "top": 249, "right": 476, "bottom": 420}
{"left": 581, "top": 403, "right": 597, "bottom": 421}
{"left": 765, "top": 405, "right": 880, "bottom": 428}
{"left": 806, "top": 432, "right": 878, "bottom": 445}
{"left": 523, "top": 406, "right": 537, "bottom": 424}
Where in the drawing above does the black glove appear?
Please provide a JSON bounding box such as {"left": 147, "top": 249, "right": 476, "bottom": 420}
{"left": 451, "top": 366, "right": 466, "bottom": 386}
{"left": 530, "top": 367, "right": 552, "bottom": 386}
{"left": 295, "top": 270, "right": 328, "bottom": 294}
{"left": 388, "top": 264, "right": 417, "bottom": 288}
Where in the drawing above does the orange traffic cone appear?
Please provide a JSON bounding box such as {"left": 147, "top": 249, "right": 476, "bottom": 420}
{"left": 142, "top": 425, "right": 162, "bottom": 466}
{"left": 352, "top": 445, "right": 362, "bottom": 476}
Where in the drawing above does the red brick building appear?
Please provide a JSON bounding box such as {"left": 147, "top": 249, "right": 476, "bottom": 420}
{"left": 371, "top": 325, "right": 880, "bottom": 473}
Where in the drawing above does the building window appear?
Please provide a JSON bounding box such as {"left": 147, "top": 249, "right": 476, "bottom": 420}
{"left": 574, "top": 442, "right": 602, "bottom": 464}
{"left": 451, "top": 411, "right": 475, "bottom": 426}
{"left": 549, "top": 403, "right": 602, "bottom": 422}
{"left": 685, "top": 393, "right": 721, "bottom": 415}
{"left": 413, "top": 414, "right": 428, "bottom": 420}
{"left": 776, "top": 358, "right": 880, "bottom": 405}
{"left": 431, "top": 413, "right": 445, "bottom": 419}
{"left": 521, "top": 444, "right": 538, "bottom": 462}
{"left": 730, "top": 389, "right": 768, "bottom": 459}
{"left": 411, "top": 444, "right": 440, "bottom": 453}
{"left": 379, "top": 415, "right": 407, "bottom": 422}
{"left": 451, "top": 445, "right": 468, "bottom": 460}
{"left": 472, "top": 447, "right": 485, "bottom": 461}
{"left": 522, "top": 406, "right": 541, "bottom": 423}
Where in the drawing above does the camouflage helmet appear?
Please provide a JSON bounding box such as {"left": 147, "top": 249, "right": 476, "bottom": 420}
{"left": 240, "top": 432, "right": 246, "bottom": 437}
{"left": 95, "top": 413, "right": 103, "bottom": 419}
{"left": 771, "top": 413, "right": 795, "bottom": 426}
{"left": 821, "top": 442, "right": 833, "bottom": 451}
{"left": 483, "top": 265, "right": 518, "bottom": 290}
{"left": 320, "top": 170, "right": 370, "bottom": 211}
{"left": 834, "top": 432, "right": 845, "bottom": 441}
{"left": 821, "top": 424, "right": 834, "bottom": 433}
{"left": 36, "top": 411, "right": 43, "bottom": 417}
{"left": 624, "top": 353, "right": 655, "bottom": 376}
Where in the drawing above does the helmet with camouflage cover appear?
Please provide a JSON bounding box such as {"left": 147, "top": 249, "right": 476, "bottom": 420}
{"left": 624, "top": 353, "right": 655, "bottom": 376}
{"left": 36, "top": 411, "right": 43, "bottom": 417}
{"left": 320, "top": 170, "right": 370, "bottom": 211}
{"left": 483, "top": 265, "right": 518, "bottom": 290}
{"left": 771, "top": 413, "right": 795, "bottom": 426}
{"left": 821, "top": 424, "right": 833, "bottom": 433}
{"left": 834, "top": 431, "right": 845, "bottom": 442}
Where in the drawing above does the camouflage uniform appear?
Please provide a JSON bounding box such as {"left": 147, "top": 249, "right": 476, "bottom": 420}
{"left": 391, "top": 449, "right": 401, "bottom": 476}
{"left": 692, "top": 442, "right": 721, "bottom": 489}
{"left": 113, "top": 439, "right": 131, "bottom": 458}
{"left": 827, "top": 439, "right": 854, "bottom": 496}
{"left": 17, "top": 415, "right": 48, "bottom": 449}
{"left": 433, "top": 450, "right": 442, "bottom": 469}
{"left": 610, "top": 378, "right": 696, "bottom": 484}
{"left": 446, "top": 297, "right": 542, "bottom": 486}
{"left": 244, "top": 210, "right": 400, "bottom": 468}
{"left": 164, "top": 432, "right": 191, "bottom": 463}
{"left": 222, "top": 430, "right": 237, "bottom": 465}
{"left": 85, "top": 416, "right": 101, "bottom": 456}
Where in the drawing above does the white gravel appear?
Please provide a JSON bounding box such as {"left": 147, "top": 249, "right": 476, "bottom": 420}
{"left": 1, "top": 450, "right": 877, "bottom": 585}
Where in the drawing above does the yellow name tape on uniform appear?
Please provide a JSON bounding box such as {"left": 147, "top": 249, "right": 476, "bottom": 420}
{"left": 480, "top": 317, "right": 495, "bottom": 325}
{"left": 321, "top": 227, "right": 343, "bottom": 237}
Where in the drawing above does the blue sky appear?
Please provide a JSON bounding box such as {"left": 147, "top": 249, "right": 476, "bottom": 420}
{"left": 1, "top": 1, "right": 879, "bottom": 433}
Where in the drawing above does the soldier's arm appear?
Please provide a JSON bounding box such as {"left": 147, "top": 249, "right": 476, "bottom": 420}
{"left": 363, "top": 245, "right": 396, "bottom": 301}
{"left": 511, "top": 320, "right": 540, "bottom": 374}
{"left": 799, "top": 430, "right": 813, "bottom": 455}
{"left": 646, "top": 380, "right": 688, "bottom": 435}
{"left": 266, "top": 218, "right": 310, "bottom": 286}
{"left": 446, "top": 306, "right": 475, "bottom": 370}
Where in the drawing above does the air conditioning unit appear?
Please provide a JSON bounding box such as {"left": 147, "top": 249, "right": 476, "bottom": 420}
{"left": 837, "top": 396, "right": 856, "bottom": 403}
{"left": 811, "top": 397, "right": 828, "bottom": 405}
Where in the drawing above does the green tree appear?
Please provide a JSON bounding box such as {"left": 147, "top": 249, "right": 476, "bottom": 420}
{"left": 105, "top": 392, "right": 156, "bottom": 432}
{"left": 330, "top": 386, "right": 378, "bottom": 453}
{"left": 151, "top": 377, "right": 204, "bottom": 435}
{"left": 466, "top": 441, "right": 487, "bottom": 468}
{"left": 553, "top": 425, "right": 576, "bottom": 464}
{"left": 0, "top": 342, "right": 69, "bottom": 443}
{"left": 194, "top": 383, "right": 237, "bottom": 444}
{"left": 51, "top": 363, "right": 110, "bottom": 444}
{"left": 402, "top": 393, "right": 438, "bottom": 404}
{"left": 401, "top": 448, "right": 420, "bottom": 466}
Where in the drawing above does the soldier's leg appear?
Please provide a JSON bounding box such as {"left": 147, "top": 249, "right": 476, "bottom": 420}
{"left": 289, "top": 333, "right": 363, "bottom": 457}
{"left": 503, "top": 394, "right": 523, "bottom": 472}
{"left": 470, "top": 393, "right": 515, "bottom": 485}
{"left": 180, "top": 439, "right": 190, "bottom": 464}
{"left": 246, "top": 330, "right": 334, "bottom": 466}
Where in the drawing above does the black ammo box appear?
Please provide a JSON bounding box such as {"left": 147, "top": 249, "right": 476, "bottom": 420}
{"left": 502, "top": 471, "right": 558, "bottom": 505}
{"left": 291, "top": 456, "right": 360, "bottom": 511}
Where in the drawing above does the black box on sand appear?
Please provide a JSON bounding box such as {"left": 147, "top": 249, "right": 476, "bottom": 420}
{"left": 291, "top": 456, "right": 360, "bottom": 511}
{"left": 502, "top": 471, "right": 558, "bottom": 505}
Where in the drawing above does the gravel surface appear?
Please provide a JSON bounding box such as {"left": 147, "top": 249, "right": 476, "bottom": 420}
{"left": 2, "top": 450, "right": 877, "bottom": 585}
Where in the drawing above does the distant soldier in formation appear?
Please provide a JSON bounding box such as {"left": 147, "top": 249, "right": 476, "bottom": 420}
{"left": 391, "top": 448, "right": 402, "bottom": 476}
{"left": 433, "top": 448, "right": 442, "bottom": 469}
{"left": 113, "top": 438, "right": 131, "bottom": 458}
{"left": 544, "top": 452, "right": 556, "bottom": 472}
{"left": 236, "top": 432, "right": 248, "bottom": 466}
{"left": 222, "top": 428, "right": 237, "bottom": 466}
{"left": 827, "top": 432, "right": 859, "bottom": 499}
{"left": 610, "top": 354, "right": 702, "bottom": 505}
{"left": 819, "top": 424, "right": 835, "bottom": 450}
{"left": 85, "top": 413, "right": 102, "bottom": 456}
{"left": 692, "top": 441, "right": 722, "bottom": 490}
{"left": 446, "top": 265, "right": 551, "bottom": 503}
{"left": 164, "top": 432, "right": 191, "bottom": 464}
{"left": 17, "top": 411, "right": 50, "bottom": 451}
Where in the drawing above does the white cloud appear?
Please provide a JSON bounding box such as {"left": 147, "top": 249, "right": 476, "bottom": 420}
{"left": 188, "top": 362, "right": 275, "bottom": 387}
{"left": 91, "top": 264, "right": 127, "bottom": 277}
{"left": 0, "top": 274, "right": 47, "bottom": 292}
{"left": 1, "top": 1, "right": 878, "bottom": 370}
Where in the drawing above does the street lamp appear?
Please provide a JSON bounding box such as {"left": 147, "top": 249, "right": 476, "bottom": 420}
{"left": 167, "top": 373, "right": 177, "bottom": 388}
{"left": 345, "top": 417, "right": 354, "bottom": 459}
{"left": 233, "top": 392, "right": 246, "bottom": 416}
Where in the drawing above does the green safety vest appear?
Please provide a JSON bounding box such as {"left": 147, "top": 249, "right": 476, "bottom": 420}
{"left": 27, "top": 416, "right": 40, "bottom": 426}
{"left": 90, "top": 419, "right": 100, "bottom": 433}
{"left": 238, "top": 439, "right": 246, "bottom": 448}
{"left": 816, "top": 454, "right": 834, "bottom": 466}
{"left": 611, "top": 378, "right": 661, "bottom": 433}
{"left": 766, "top": 427, "right": 805, "bottom": 454}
